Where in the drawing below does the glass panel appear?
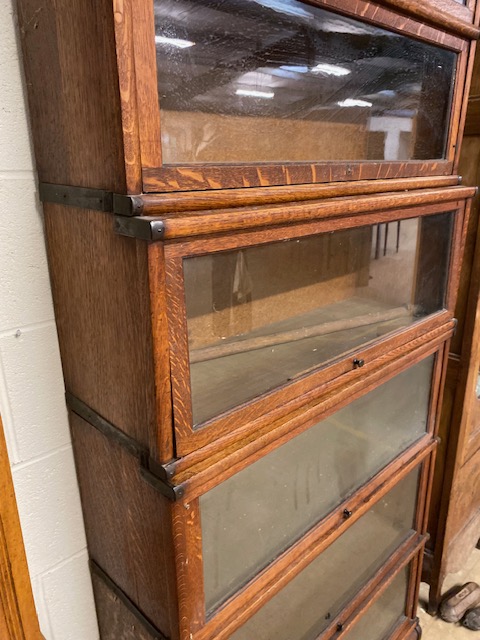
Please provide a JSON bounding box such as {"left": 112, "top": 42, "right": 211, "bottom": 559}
{"left": 184, "top": 213, "right": 452, "bottom": 425}
{"left": 341, "top": 565, "right": 410, "bottom": 640}
{"left": 228, "top": 470, "right": 418, "bottom": 638}
{"left": 154, "top": 0, "right": 456, "bottom": 165}
{"left": 200, "top": 360, "right": 431, "bottom": 611}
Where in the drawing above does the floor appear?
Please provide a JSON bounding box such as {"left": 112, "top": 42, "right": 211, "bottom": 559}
{"left": 419, "top": 549, "right": 480, "bottom": 638}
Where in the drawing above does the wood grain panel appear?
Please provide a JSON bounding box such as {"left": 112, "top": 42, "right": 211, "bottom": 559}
{"left": 112, "top": 0, "right": 143, "bottom": 193}
{"left": 137, "top": 176, "right": 461, "bottom": 215}
{"left": 17, "top": 0, "right": 127, "bottom": 192}
{"left": 157, "top": 186, "right": 474, "bottom": 239}
{"left": 143, "top": 160, "right": 454, "bottom": 193}
{"left": 0, "top": 416, "right": 42, "bottom": 640}
{"left": 70, "top": 412, "right": 179, "bottom": 639}
{"left": 44, "top": 204, "right": 157, "bottom": 451}
{"left": 91, "top": 568, "right": 165, "bottom": 640}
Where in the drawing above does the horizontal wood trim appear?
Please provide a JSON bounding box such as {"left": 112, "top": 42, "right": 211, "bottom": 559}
{"left": 374, "top": 0, "right": 478, "bottom": 38}
{"left": 156, "top": 186, "right": 475, "bottom": 240}
{"left": 306, "top": 0, "right": 470, "bottom": 44}
{"left": 193, "top": 446, "right": 431, "bottom": 639}
{"left": 174, "top": 322, "right": 453, "bottom": 493}
{"left": 138, "top": 176, "right": 462, "bottom": 215}
{"left": 143, "top": 161, "right": 454, "bottom": 193}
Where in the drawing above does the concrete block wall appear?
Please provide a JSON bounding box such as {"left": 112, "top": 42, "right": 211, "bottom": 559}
{"left": 0, "top": 1, "right": 99, "bottom": 638}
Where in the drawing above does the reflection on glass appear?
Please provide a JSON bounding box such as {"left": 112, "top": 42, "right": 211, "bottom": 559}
{"left": 154, "top": 0, "right": 456, "bottom": 164}
{"left": 476, "top": 370, "right": 480, "bottom": 399}
{"left": 227, "top": 470, "right": 418, "bottom": 637}
{"left": 184, "top": 213, "right": 452, "bottom": 425}
{"left": 200, "top": 361, "right": 430, "bottom": 612}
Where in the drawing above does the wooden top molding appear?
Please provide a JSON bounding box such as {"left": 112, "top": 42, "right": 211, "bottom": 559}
{"left": 118, "top": 185, "right": 476, "bottom": 241}
{"left": 136, "top": 176, "right": 462, "bottom": 215}
{"left": 374, "top": 0, "right": 479, "bottom": 38}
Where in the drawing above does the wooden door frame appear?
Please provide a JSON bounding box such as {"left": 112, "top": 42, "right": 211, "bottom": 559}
{"left": 0, "top": 415, "right": 43, "bottom": 639}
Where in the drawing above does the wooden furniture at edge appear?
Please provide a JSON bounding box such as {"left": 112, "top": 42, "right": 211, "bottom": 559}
{"left": 0, "top": 415, "right": 42, "bottom": 639}
{"left": 15, "top": 0, "right": 480, "bottom": 638}
{"left": 424, "top": 46, "right": 480, "bottom": 613}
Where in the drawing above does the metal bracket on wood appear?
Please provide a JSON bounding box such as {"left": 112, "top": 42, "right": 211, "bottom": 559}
{"left": 114, "top": 215, "right": 165, "bottom": 241}
{"left": 65, "top": 392, "right": 183, "bottom": 501}
{"left": 39, "top": 182, "right": 144, "bottom": 217}
{"left": 90, "top": 560, "right": 170, "bottom": 640}
{"left": 140, "top": 466, "right": 185, "bottom": 501}
{"left": 39, "top": 183, "right": 114, "bottom": 212}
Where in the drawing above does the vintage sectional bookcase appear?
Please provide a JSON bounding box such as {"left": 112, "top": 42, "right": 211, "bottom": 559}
{"left": 15, "top": 0, "right": 480, "bottom": 638}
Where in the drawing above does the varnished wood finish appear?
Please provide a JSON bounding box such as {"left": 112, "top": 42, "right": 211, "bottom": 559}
{"left": 70, "top": 412, "right": 179, "bottom": 638}
{"left": 0, "top": 416, "right": 42, "bottom": 640}
{"left": 143, "top": 161, "right": 455, "bottom": 193}
{"left": 156, "top": 186, "right": 474, "bottom": 239}
{"left": 112, "top": 0, "right": 143, "bottom": 193}
{"left": 16, "top": 0, "right": 480, "bottom": 637}
{"left": 130, "top": 0, "right": 162, "bottom": 170}
{"left": 136, "top": 176, "right": 461, "bottom": 215}
{"left": 16, "top": 0, "right": 127, "bottom": 193}
{"left": 147, "top": 243, "right": 175, "bottom": 461}
{"left": 172, "top": 331, "right": 451, "bottom": 489}
{"left": 44, "top": 205, "right": 159, "bottom": 452}
{"left": 372, "top": 0, "right": 477, "bottom": 37}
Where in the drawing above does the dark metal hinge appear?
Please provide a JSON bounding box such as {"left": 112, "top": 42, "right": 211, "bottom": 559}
{"left": 39, "top": 183, "right": 114, "bottom": 212}
{"left": 114, "top": 215, "right": 165, "bottom": 241}
{"left": 39, "top": 182, "right": 144, "bottom": 217}
{"left": 140, "top": 466, "right": 185, "bottom": 501}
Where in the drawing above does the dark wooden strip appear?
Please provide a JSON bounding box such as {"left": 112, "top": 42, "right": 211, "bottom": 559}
{"left": 90, "top": 561, "right": 169, "bottom": 640}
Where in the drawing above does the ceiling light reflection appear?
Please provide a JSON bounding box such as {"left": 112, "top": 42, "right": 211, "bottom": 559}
{"left": 236, "top": 89, "right": 275, "bottom": 99}
{"left": 338, "top": 98, "right": 373, "bottom": 107}
{"left": 312, "top": 63, "right": 351, "bottom": 76}
{"left": 155, "top": 35, "right": 195, "bottom": 48}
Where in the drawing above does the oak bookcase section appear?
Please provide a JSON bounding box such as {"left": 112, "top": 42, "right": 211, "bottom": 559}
{"left": 16, "top": 0, "right": 480, "bottom": 638}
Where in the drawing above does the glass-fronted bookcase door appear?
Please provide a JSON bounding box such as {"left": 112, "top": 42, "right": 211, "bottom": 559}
{"left": 155, "top": 196, "right": 467, "bottom": 457}
{"left": 112, "top": 0, "right": 478, "bottom": 193}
